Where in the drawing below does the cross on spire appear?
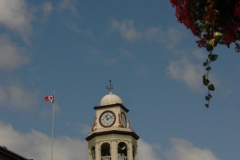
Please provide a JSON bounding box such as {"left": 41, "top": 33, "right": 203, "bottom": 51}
{"left": 106, "top": 79, "right": 113, "bottom": 92}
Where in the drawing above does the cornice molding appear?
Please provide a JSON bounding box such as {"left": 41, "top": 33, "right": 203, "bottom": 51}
{"left": 85, "top": 130, "right": 139, "bottom": 141}
{"left": 94, "top": 103, "right": 129, "bottom": 112}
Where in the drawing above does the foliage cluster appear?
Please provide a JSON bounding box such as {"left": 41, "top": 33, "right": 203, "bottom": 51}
{"left": 170, "top": 0, "right": 240, "bottom": 107}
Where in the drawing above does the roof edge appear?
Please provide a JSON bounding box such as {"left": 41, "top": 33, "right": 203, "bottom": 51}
{"left": 86, "top": 130, "right": 139, "bottom": 141}
{"left": 94, "top": 103, "right": 129, "bottom": 112}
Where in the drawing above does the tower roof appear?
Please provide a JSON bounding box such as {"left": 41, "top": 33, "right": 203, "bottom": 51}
{"left": 100, "top": 92, "right": 122, "bottom": 106}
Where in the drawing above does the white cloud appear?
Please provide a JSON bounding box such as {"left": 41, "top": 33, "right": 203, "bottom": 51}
{"left": 38, "top": 102, "right": 60, "bottom": 121}
{"left": 120, "top": 50, "right": 134, "bottom": 58}
{"left": 145, "top": 27, "right": 183, "bottom": 52}
{"left": 42, "top": 2, "right": 52, "bottom": 18}
{"left": 104, "top": 58, "right": 117, "bottom": 67}
{"left": 167, "top": 48, "right": 219, "bottom": 92}
{"left": 65, "top": 122, "right": 91, "bottom": 136}
{"left": 145, "top": 27, "right": 162, "bottom": 40}
{"left": 58, "top": 0, "right": 77, "bottom": 13}
{"left": 167, "top": 57, "right": 205, "bottom": 92}
{"left": 145, "top": 27, "right": 183, "bottom": 44}
{"left": 0, "top": 121, "right": 160, "bottom": 160}
{"left": 0, "top": 121, "right": 220, "bottom": 160}
{"left": 66, "top": 23, "right": 96, "bottom": 40}
{"left": 0, "top": 0, "right": 32, "bottom": 40}
{"left": 166, "top": 138, "right": 219, "bottom": 160}
{"left": 0, "top": 121, "right": 88, "bottom": 160}
{"left": 138, "top": 139, "right": 160, "bottom": 160}
{"left": 0, "top": 86, "right": 6, "bottom": 105}
{"left": 0, "top": 37, "right": 29, "bottom": 71}
{"left": 167, "top": 28, "right": 183, "bottom": 44}
{"left": 192, "top": 49, "right": 206, "bottom": 61}
{"left": 111, "top": 20, "right": 142, "bottom": 42}
{"left": 77, "top": 123, "right": 91, "bottom": 135}
{"left": 8, "top": 85, "right": 37, "bottom": 109}
{"left": 110, "top": 20, "right": 183, "bottom": 48}
{"left": 110, "top": 20, "right": 218, "bottom": 93}
{"left": 0, "top": 84, "right": 38, "bottom": 110}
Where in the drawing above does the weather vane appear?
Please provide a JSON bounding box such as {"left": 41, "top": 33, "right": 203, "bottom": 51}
{"left": 106, "top": 79, "right": 113, "bottom": 92}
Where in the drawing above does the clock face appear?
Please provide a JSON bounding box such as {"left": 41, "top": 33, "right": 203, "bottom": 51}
{"left": 121, "top": 112, "right": 127, "bottom": 128}
{"left": 100, "top": 111, "right": 116, "bottom": 127}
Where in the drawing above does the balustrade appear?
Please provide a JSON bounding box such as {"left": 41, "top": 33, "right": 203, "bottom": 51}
{"left": 101, "top": 156, "right": 111, "bottom": 160}
{"left": 118, "top": 156, "right": 127, "bottom": 160}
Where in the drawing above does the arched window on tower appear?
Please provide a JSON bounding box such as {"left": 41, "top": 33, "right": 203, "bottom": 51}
{"left": 91, "top": 146, "right": 95, "bottom": 160}
{"left": 101, "top": 143, "right": 111, "bottom": 160}
{"left": 118, "top": 142, "right": 127, "bottom": 160}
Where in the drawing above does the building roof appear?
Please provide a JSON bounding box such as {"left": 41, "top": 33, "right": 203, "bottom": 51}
{"left": 0, "top": 146, "right": 32, "bottom": 160}
{"left": 100, "top": 92, "right": 122, "bottom": 106}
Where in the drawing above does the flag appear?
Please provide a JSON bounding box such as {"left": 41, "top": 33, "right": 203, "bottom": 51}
{"left": 44, "top": 95, "right": 54, "bottom": 103}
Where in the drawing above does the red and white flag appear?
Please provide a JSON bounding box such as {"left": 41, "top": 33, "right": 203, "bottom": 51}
{"left": 44, "top": 95, "right": 54, "bottom": 103}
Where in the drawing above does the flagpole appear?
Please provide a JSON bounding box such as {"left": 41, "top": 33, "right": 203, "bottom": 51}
{"left": 51, "top": 90, "right": 55, "bottom": 160}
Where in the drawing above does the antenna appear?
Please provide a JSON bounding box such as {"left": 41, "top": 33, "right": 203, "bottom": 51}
{"left": 106, "top": 79, "right": 113, "bottom": 92}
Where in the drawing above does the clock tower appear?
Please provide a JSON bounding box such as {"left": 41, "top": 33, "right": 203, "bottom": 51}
{"left": 85, "top": 91, "right": 139, "bottom": 160}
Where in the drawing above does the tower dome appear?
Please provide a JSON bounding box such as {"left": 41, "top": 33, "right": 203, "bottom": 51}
{"left": 100, "top": 92, "right": 122, "bottom": 106}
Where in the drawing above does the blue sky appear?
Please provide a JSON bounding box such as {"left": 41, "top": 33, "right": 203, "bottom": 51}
{"left": 0, "top": 0, "right": 239, "bottom": 160}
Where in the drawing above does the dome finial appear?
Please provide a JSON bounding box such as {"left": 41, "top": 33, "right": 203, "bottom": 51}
{"left": 106, "top": 79, "right": 113, "bottom": 92}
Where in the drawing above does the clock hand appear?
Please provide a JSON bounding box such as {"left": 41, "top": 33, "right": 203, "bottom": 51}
{"left": 105, "top": 115, "right": 110, "bottom": 120}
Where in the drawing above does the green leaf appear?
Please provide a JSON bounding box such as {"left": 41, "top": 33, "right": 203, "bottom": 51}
{"left": 205, "top": 6, "right": 208, "bottom": 11}
{"left": 208, "top": 84, "right": 215, "bottom": 91}
{"left": 206, "top": 67, "right": 211, "bottom": 71}
{"left": 203, "top": 62, "right": 208, "bottom": 66}
{"left": 203, "top": 79, "right": 209, "bottom": 86}
{"left": 208, "top": 53, "right": 211, "bottom": 59}
{"left": 202, "top": 21, "right": 210, "bottom": 32}
{"left": 214, "top": 32, "right": 224, "bottom": 40}
{"left": 208, "top": 38, "right": 218, "bottom": 48}
{"left": 206, "top": 44, "right": 213, "bottom": 51}
{"left": 214, "top": 10, "right": 219, "bottom": 14}
{"left": 202, "top": 74, "right": 207, "bottom": 79}
{"left": 209, "top": 54, "right": 218, "bottom": 61}
{"left": 208, "top": 94, "right": 212, "bottom": 98}
{"left": 205, "top": 104, "right": 209, "bottom": 108}
{"left": 214, "top": 32, "right": 223, "bottom": 37}
{"left": 205, "top": 96, "right": 210, "bottom": 100}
